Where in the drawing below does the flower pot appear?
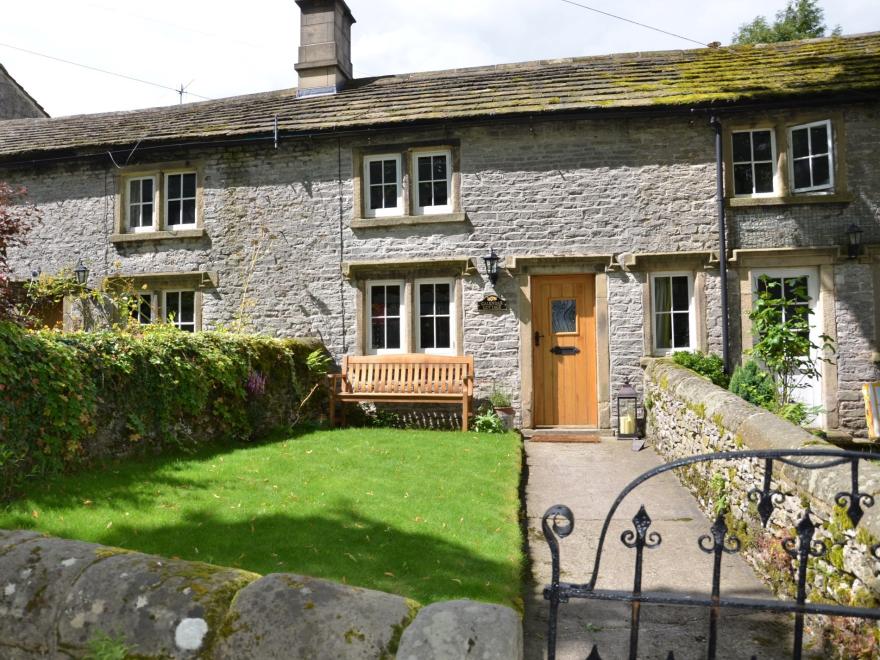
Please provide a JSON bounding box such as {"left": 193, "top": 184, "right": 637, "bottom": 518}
{"left": 493, "top": 406, "right": 516, "bottom": 430}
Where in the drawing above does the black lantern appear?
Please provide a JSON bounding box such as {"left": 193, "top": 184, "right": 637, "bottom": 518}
{"left": 482, "top": 247, "right": 500, "bottom": 286}
{"left": 616, "top": 380, "right": 640, "bottom": 440}
{"left": 846, "top": 224, "right": 863, "bottom": 260}
{"left": 73, "top": 259, "right": 89, "bottom": 286}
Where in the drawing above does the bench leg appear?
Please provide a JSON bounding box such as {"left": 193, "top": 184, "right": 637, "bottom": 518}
{"left": 340, "top": 404, "right": 347, "bottom": 428}
{"left": 329, "top": 392, "right": 336, "bottom": 428}
{"left": 462, "top": 395, "right": 470, "bottom": 432}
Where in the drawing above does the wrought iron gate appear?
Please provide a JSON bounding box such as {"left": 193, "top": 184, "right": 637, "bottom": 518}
{"left": 541, "top": 449, "right": 880, "bottom": 659}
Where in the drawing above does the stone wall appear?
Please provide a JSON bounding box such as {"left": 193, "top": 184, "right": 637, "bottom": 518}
{"left": 643, "top": 359, "right": 880, "bottom": 611}
{"left": 0, "top": 67, "right": 46, "bottom": 119}
{"left": 0, "top": 529, "right": 522, "bottom": 659}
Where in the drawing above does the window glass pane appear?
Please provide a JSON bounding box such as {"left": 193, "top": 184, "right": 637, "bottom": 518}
{"left": 435, "top": 284, "right": 450, "bottom": 315}
{"left": 369, "top": 160, "right": 382, "bottom": 182}
{"left": 733, "top": 164, "right": 753, "bottom": 195}
{"left": 791, "top": 128, "right": 809, "bottom": 159}
{"left": 671, "top": 276, "right": 689, "bottom": 311}
{"left": 418, "top": 156, "right": 431, "bottom": 181}
{"left": 793, "top": 159, "right": 811, "bottom": 189}
{"left": 656, "top": 314, "right": 672, "bottom": 349}
{"left": 812, "top": 155, "right": 830, "bottom": 187}
{"left": 370, "top": 186, "right": 384, "bottom": 210}
{"left": 551, "top": 299, "right": 576, "bottom": 333}
{"left": 143, "top": 203, "right": 154, "bottom": 225}
{"left": 433, "top": 182, "right": 448, "bottom": 206}
{"left": 810, "top": 124, "right": 828, "bottom": 154}
{"left": 433, "top": 156, "right": 447, "bottom": 179}
{"left": 143, "top": 179, "right": 153, "bottom": 200}
{"left": 168, "top": 200, "right": 181, "bottom": 225}
{"left": 133, "top": 294, "right": 151, "bottom": 324}
{"left": 783, "top": 277, "right": 809, "bottom": 303}
{"left": 371, "top": 319, "right": 384, "bottom": 349}
{"left": 130, "top": 205, "right": 141, "bottom": 227}
{"left": 436, "top": 316, "right": 451, "bottom": 348}
{"left": 418, "top": 182, "right": 432, "bottom": 208}
{"left": 419, "top": 284, "right": 433, "bottom": 315}
{"left": 383, "top": 184, "right": 397, "bottom": 208}
{"left": 180, "top": 292, "right": 195, "bottom": 322}
{"left": 732, "top": 132, "right": 752, "bottom": 162}
{"left": 130, "top": 180, "right": 141, "bottom": 203}
{"left": 386, "top": 285, "right": 400, "bottom": 316}
{"left": 166, "top": 293, "right": 179, "bottom": 320}
{"left": 182, "top": 173, "right": 196, "bottom": 198}
{"left": 419, "top": 317, "right": 434, "bottom": 349}
{"left": 672, "top": 313, "right": 690, "bottom": 348}
{"left": 752, "top": 130, "right": 772, "bottom": 160}
{"left": 383, "top": 159, "right": 396, "bottom": 182}
{"left": 386, "top": 318, "right": 400, "bottom": 349}
{"left": 168, "top": 174, "right": 181, "bottom": 199}
{"left": 371, "top": 286, "right": 384, "bottom": 316}
{"left": 654, "top": 277, "right": 671, "bottom": 313}
{"left": 182, "top": 200, "right": 196, "bottom": 225}
{"left": 754, "top": 163, "right": 774, "bottom": 193}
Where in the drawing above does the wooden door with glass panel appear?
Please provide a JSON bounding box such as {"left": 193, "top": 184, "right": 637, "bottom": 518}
{"left": 532, "top": 275, "right": 598, "bottom": 427}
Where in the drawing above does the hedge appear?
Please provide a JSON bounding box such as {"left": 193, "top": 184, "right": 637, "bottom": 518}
{"left": 0, "top": 322, "right": 325, "bottom": 501}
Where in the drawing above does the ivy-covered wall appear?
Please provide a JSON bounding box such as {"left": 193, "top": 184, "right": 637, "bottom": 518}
{"left": 0, "top": 322, "right": 324, "bottom": 501}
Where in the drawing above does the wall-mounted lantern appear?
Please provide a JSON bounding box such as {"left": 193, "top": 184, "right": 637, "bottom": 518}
{"left": 616, "top": 380, "right": 640, "bottom": 441}
{"left": 74, "top": 259, "right": 89, "bottom": 286}
{"left": 482, "top": 247, "right": 500, "bottom": 286}
{"left": 846, "top": 224, "right": 863, "bottom": 260}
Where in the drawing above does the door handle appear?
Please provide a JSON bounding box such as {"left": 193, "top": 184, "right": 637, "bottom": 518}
{"left": 535, "top": 331, "right": 544, "bottom": 347}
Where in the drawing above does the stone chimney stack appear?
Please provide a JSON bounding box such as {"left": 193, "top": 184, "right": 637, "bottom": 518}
{"left": 294, "top": 0, "right": 356, "bottom": 97}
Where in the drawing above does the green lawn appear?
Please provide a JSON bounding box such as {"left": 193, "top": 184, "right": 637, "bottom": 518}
{"left": 1, "top": 428, "right": 523, "bottom": 608}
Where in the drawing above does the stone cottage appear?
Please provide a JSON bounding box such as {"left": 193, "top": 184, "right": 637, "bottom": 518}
{"left": 0, "top": 63, "right": 47, "bottom": 120}
{"left": 1, "top": 0, "right": 878, "bottom": 436}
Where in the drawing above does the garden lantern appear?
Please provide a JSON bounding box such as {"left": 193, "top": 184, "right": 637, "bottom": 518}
{"left": 616, "top": 380, "right": 640, "bottom": 440}
{"left": 482, "top": 247, "right": 500, "bottom": 286}
{"left": 846, "top": 224, "right": 863, "bottom": 260}
{"left": 73, "top": 259, "right": 89, "bottom": 286}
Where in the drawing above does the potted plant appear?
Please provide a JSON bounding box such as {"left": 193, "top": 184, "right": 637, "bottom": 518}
{"left": 489, "top": 385, "right": 515, "bottom": 430}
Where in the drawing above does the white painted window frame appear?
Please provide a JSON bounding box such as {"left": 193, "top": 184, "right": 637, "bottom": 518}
{"left": 731, "top": 128, "right": 777, "bottom": 198}
{"left": 650, "top": 272, "right": 696, "bottom": 356}
{"left": 366, "top": 280, "right": 406, "bottom": 355}
{"left": 415, "top": 278, "right": 456, "bottom": 356}
{"left": 163, "top": 290, "right": 197, "bottom": 332}
{"left": 412, "top": 149, "right": 453, "bottom": 215}
{"left": 363, "top": 154, "right": 404, "bottom": 218}
{"left": 126, "top": 176, "right": 157, "bottom": 233}
{"left": 164, "top": 170, "right": 198, "bottom": 230}
{"left": 788, "top": 119, "right": 834, "bottom": 193}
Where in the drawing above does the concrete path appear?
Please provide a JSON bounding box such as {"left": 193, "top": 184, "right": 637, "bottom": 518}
{"left": 523, "top": 440, "right": 792, "bottom": 660}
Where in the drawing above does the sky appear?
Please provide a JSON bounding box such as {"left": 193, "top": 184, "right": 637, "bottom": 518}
{"left": 3, "top": 0, "right": 879, "bottom": 118}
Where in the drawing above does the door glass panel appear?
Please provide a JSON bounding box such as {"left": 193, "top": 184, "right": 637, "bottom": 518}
{"left": 551, "top": 299, "right": 576, "bottom": 333}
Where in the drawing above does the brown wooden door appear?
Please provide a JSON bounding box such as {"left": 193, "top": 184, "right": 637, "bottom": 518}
{"left": 532, "top": 274, "right": 598, "bottom": 427}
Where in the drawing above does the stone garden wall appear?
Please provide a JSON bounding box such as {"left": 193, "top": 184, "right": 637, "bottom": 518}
{"left": 0, "top": 529, "right": 522, "bottom": 659}
{"left": 643, "top": 358, "right": 880, "bottom": 611}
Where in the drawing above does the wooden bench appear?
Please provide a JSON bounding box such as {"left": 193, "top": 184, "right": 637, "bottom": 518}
{"left": 328, "top": 354, "right": 474, "bottom": 431}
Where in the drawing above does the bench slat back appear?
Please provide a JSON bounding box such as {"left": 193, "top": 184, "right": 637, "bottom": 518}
{"left": 342, "top": 355, "right": 473, "bottom": 395}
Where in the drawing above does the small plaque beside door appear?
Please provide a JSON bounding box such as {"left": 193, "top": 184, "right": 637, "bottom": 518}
{"left": 477, "top": 294, "right": 508, "bottom": 311}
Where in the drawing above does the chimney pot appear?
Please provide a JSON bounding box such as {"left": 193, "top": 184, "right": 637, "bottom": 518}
{"left": 295, "top": 0, "right": 356, "bottom": 97}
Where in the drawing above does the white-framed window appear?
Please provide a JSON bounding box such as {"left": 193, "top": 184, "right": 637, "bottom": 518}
{"left": 132, "top": 293, "right": 154, "bottom": 325}
{"left": 164, "top": 290, "right": 196, "bottom": 332}
{"left": 732, "top": 129, "right": 776, "bottom": 197}
{"left": 126, "top": 176, "right": 156, "bottom": 232}
{"left": 789, "top": 120, "right": 834, "bottom": 193}
{"left": 412, "top": 150, "right": 452, "bottom": 215}
{"left": 165, "top": 172, "right": 198, "bottom": 228}
{"left": 651, "top": 273, "right": 695, "bottom": 355}
{"left": 416, "top": 278, "right": 455, "bottom": 355}
{"left": 367, "top": 281, "right": 405, "bottom": 354}
{"left": 364, "top": 155, "right": 404, "bottom": 218}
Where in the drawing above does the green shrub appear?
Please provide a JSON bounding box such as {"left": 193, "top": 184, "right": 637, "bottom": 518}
{"left": 0, "top": 322, "right": 323, "bottom": 501}
{"left": 671, "top": 351, "right": 729, "bottom": 389}
{"left": 473, "top": 407, "right": 505, "bottom": 433}
{"left": 729, "top": 360, "right": 777, "bottom": 408}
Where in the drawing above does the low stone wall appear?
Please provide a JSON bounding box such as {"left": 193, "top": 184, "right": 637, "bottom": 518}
{"left": 643, "top": 358, "right": 880, "bottom": 611}
{"left": 0, "top": 530, "right": 522, "bottom": 659}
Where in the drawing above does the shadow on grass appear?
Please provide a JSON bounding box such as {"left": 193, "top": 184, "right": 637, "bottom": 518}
{"left": 87, "top": 503, "right": 519, "bottom": 606}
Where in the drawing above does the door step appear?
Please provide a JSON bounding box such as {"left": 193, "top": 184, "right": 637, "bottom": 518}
{"left": 522, "top": 428, "right": 615, "bottom": 443}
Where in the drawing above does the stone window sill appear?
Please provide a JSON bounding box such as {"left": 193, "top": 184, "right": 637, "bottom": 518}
{"left": 111, "top": 228, "right": 207, "bottom": 244}
{"left": 727, "top": 192, "right": 853, "bottom": 208}
{"left": 351, "top": 212, "right": 467, "bottom": 229}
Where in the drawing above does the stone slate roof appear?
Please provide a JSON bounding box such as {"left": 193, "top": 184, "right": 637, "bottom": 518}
{"left": 1, "top": 32, "right": 878, "bottom": 160}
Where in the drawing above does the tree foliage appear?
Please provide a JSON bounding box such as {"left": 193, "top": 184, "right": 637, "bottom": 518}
{"left": 0, "top": 183, "right": 38, "bottom": 318}
{"left": 732, "top": 0, "right": 841, "bottom": 45}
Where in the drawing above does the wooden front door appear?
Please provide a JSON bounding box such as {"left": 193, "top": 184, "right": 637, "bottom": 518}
{"left": 532, "top": 274, "right": 598, "bottom": 427}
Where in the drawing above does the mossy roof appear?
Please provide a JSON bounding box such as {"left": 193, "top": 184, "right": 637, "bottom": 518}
{"left": 1, "top": 32, "right": 878, "bottom": 160}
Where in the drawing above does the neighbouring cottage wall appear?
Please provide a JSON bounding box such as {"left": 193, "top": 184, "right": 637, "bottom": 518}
{"left": 644, "top": 359, "right": 880, "bottom": 610}
{"left": 0, "top": 530, "right": 522, "bottom": 659}
{"left": 0, "top": 68, "right": 45, "bottom": 119}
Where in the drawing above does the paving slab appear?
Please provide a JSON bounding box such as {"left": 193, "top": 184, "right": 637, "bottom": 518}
{"left": 523, "top": 440, "right": 794, "bottom": 660}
